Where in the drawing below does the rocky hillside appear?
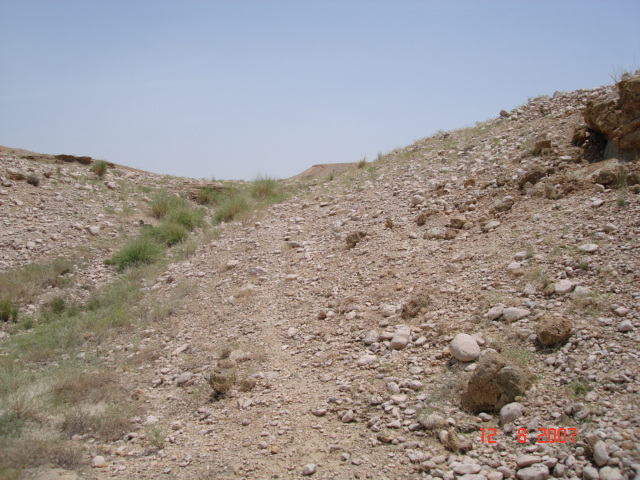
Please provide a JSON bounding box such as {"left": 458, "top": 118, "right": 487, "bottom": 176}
{"left": 1, "top": 77, "right": 639, "bottom": 480}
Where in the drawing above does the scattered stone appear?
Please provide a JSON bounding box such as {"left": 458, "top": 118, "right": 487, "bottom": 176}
{"left": 389, "top": 325, "right": 411, "bottom": 350}
{"left": 381, "top": 304, "right": 397, "bottom": 317}
{"left": 491, "top": 196, "right": 515, "bottom": 214}
{"left": 593, "top": 440, "right": 609, "bottom": 467}
{"left": 419, "top": 412, "right": 444, "bottom": 430}
{"left": 502, "top": 307, "right": 531, "bottom": 322}
{"left": 363, "top": 330, "right": 379, "bottom": 345}
{"left": 302, "top": 463, "right": 317, "bottom": 476}
{"left": 617, "top": 320, "right": 633, "bottom": 332}
{"left": 450, "top": 216, "right": 467, "bottom": 229}
{"left": 175, "top": 371, "right": 193, "bottom": 386}
{"left": 449, "top": 333, "right": 481, "bottom": 362}
{"left": 516, "top": 455, "right": 541, "bottom": 468}
{"left": 357, "top": 354, "right": 377, "bottom": 365}
{"left": 341, "top": 410, "right": 355, "bottom": 423}
{"left": 598, "top": 467, "right": 622, "bottom": 480}
{"left": 515, "top": 464, "right": 549, "bottom": 480}
{"left": 554, "top": 279, "right": 576, "bottom": 295}
{"left": 92, "top": 456, "right": 106, "bottom": 468}
{"left": 487, "top": 305, "right": 505, "bottom": 321}
{"left": 482, "top": 220, "right": 501, "bottom": 232}
{"left": 519, "top": 164, "right": 547, "bottom": 189}
{"left": 500, "top": 402, "right": 525, "bottom": 425}
{"left": 583, "top": 466, "right": 600, "bottom": 480}
{"left": 578, "top": 243, "right": 599, "bottom": 253}
{"left": 612, "top": 306, "right": 629, "bottom": 317}
{"left": 454, "top": 464, "right": 482, "bottom": 475}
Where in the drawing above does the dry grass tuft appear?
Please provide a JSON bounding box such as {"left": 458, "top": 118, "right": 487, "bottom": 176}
{"left": 401, "top": 291, "right": 432, "bottom": 319}
{"left": 52, "top": 369, "right": 123, "bottom": 405}
{"left": 61, "top": 404, "right": 132, "bottom": 441}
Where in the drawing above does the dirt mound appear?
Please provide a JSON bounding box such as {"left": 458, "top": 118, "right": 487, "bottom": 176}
{"left": 288, "top": 162, "right": 357, "bottom": 180}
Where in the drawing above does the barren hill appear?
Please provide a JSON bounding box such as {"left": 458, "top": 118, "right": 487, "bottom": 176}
{"left": 1, "top": 78, "right": 639, "bottom": 480}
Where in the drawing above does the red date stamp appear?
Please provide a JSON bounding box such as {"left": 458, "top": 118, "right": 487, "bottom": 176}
{"left": 480, "top": 428, "right": 577, "bottom": 444}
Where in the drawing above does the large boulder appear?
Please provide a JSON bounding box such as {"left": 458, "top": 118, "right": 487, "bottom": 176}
{"left": 536, "top": 315, "right": 572, "bottom": 346}
{"left": 583, "top": 75, "right": 640, "bottom": 158}
{"left": 461, "top": 352, "right": 529, "bottom": 412}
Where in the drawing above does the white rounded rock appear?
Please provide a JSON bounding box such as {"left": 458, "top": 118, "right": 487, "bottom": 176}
{"left": 449, "top": 333, "right": 481, "bottom": 362}
{"left": 500, "top": 402, "right": 525, "bottom": 425}
{"left": 582, "top": 466, "right": 599, "bottom": 480}
{"left": 618, "top": 320, "right": 633, "bottom": 332}
{"left": 554, "top": 280, "right": 576, "bottom": 295}
{"left": 503, "top": 307, "right": 531, "bottom": 322}
{"left": 454, "top": 464, "right": 482, "bottom": 475}
{"left": 516, "top": 464, "right": 549, "bottom": 480}
{"left": 593, "top": 440, "right": 609, "bottom": 467}
{"left": 487, "top": 305, "right": 505, "bottom": 321}
{"left": 390, "top": 325, "right": 411, "bottom": 350}
{"left": 578, "top": 243, "right": 599, "bottom": 253}
{"left": 302, "top": 463, "right": 317, "bottom": 476}
{"left": 599, "top": 467, "right": 622, "bottom": 480}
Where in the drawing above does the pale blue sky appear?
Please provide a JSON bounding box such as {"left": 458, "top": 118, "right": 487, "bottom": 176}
{"left": 1, "top": 1, "right": 639, "bottom": 180}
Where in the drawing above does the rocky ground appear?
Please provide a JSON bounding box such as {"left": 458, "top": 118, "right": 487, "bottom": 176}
{"left": 1, "top": 80, "right": 639, "bottom": 480}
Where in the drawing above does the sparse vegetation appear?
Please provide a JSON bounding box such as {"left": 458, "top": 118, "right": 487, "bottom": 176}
{"left": 91, "top": 160, "right": 109, "bottom": 177}
{"left": 108, "top": 237, "right": 164, "bottom": 271}
{"left": 149, "top": 192, "right": 188, "bottom": 219}
{"left": 0, "top": 258, "right": 76, "bottom": 310}
{"left": 569, "top": 378, "right": 593, "bottom": 397}
{"left": 250, "top": 175, "right": 282, "bottom": 201}
{"left": 25, "top": 175, "right": 40, "bottom": 187}
{"left": 401, "top": 291, "right": 432, "bottom": 319}
{"left": 108, "top": 189, "right": 208, "bottom": 270}
{"left": 503, "top": 348, "right": 534, "bottom": 368}
{"left": 0, "top": 299, "right": 19, "bottom": 322}
{"left": 214, "top": 196, "right": 250, "bottom": 223}
{"left": 357, "top": 157, "right": 367, "bottom": 169}
{"left": 61, "top": 404, "right": 132, "bottom": 441}
{"left": 147, "top": 222, "right": 189, "bottom": 247}
{"left": 145, "top": 423, "right": 166, "bottom": 449}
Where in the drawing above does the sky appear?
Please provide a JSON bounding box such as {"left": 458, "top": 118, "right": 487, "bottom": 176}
{"left": 1, "top": 1, "right": 639, "bottom": 180}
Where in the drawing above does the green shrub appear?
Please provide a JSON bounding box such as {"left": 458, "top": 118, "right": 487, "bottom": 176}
{"left": 0, "top": 299, "right": 19, "bottom": 322}
{"left": 91, "top": 160, "right": 109, "bottom": 177}
{"left": 214, "top": 196, "right": 250, "bottom": 223}
{"left": 108, "top": 239, "right": 163, "bottom": 271}
{"left": 149, "top": 193, "right": 188, "bottom": 219}
{"left": 165, "top": 208, "right": 205, "bottom": 231}
{"left": 0, "top": 411, "right": 24, "bottom": 437}
{"left": 147, "top": 223, "right": 189, "bottom": 246}
{"left": 40, "top": 296, "right": 78, "bottom": 322}
{"left": 196, "top": 185, "right": 229, "bottom": 205}
{"left": 250, "top": 175, "right": 282, "bottom": 201}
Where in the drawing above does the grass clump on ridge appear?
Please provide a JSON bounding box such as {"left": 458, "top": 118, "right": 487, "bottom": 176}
{"left": 149, "top": 192, "right": 189, "bottom": 219}
{"left": 90, "top": 160, "right": 109, "bottom": 177}
{"left": 214, "top": 196, "right": 250, "bottom": 223}
{"left": 210, "top": 176, "right": 286, "bottom": 224}
{"left": 250, "top": 175, "right": 284, "bottom": 202}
